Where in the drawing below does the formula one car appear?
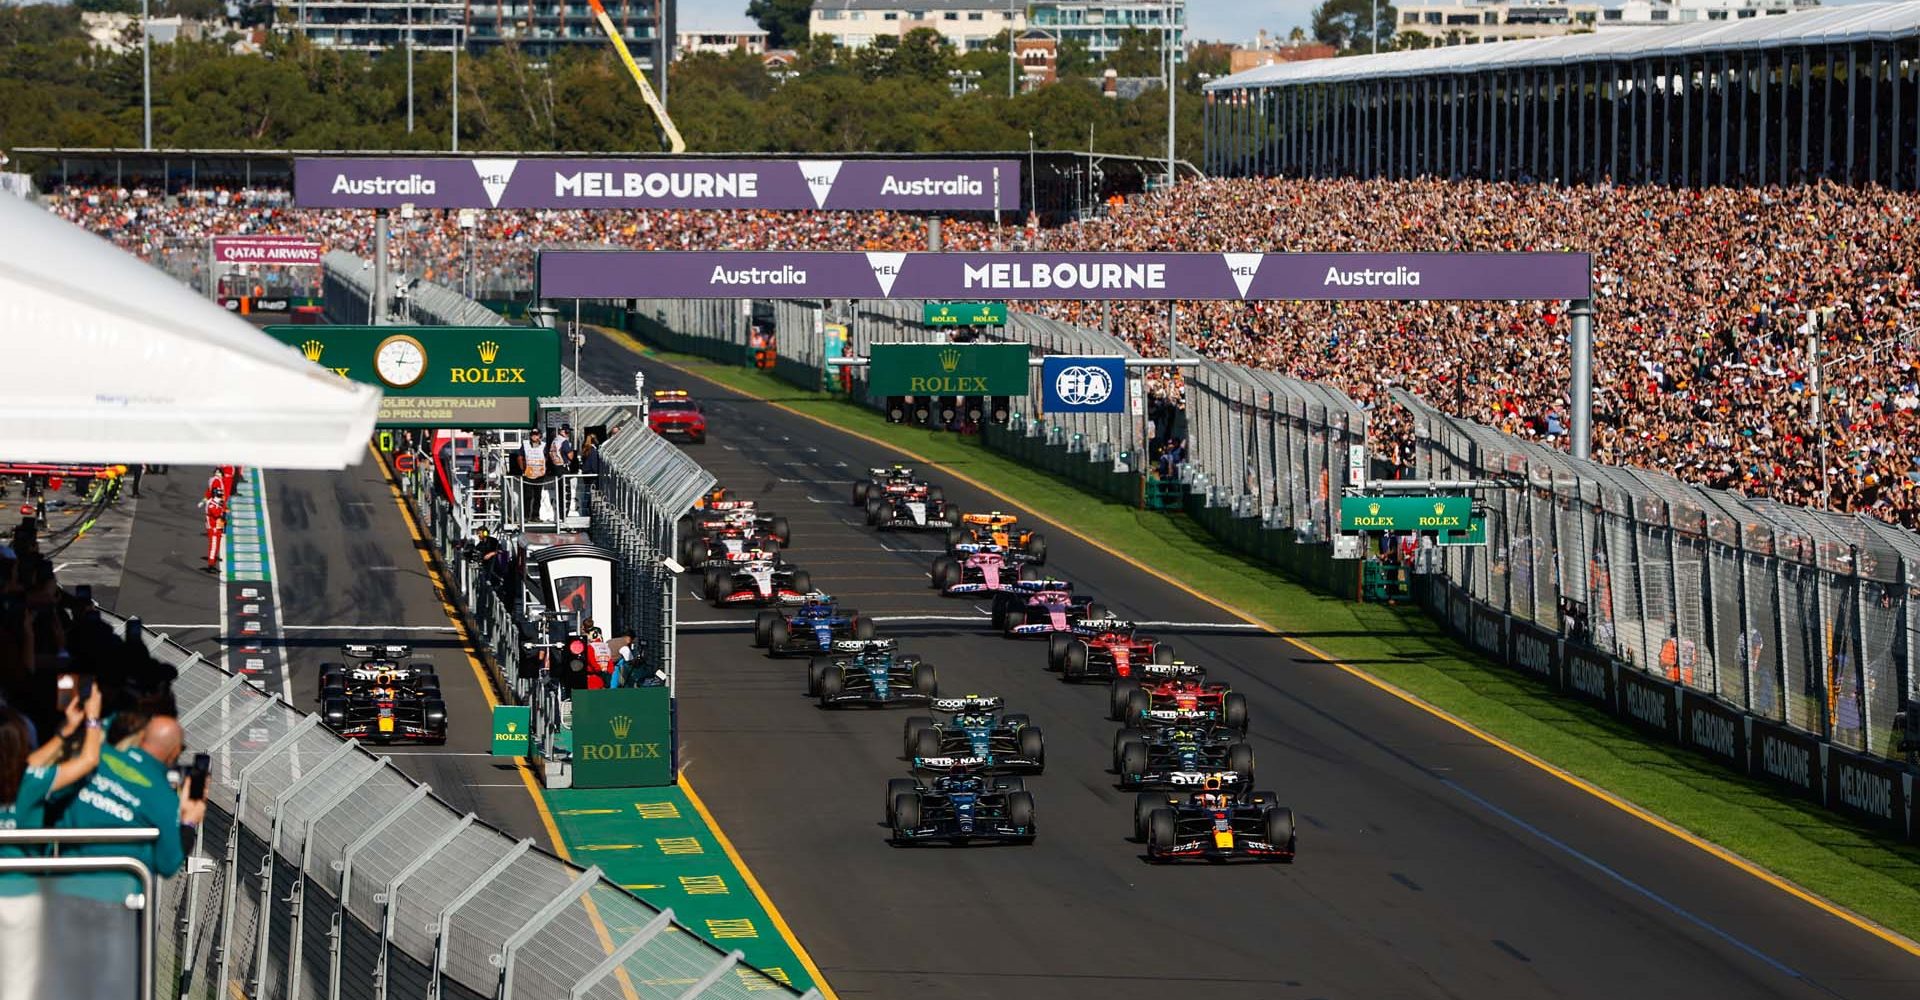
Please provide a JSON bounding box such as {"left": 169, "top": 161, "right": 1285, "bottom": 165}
{"left": 865, "top": 482, "right": 952, "bottom": 531}
{"left": 886, "top": 772, "right": 1027, "bottom": 825}
{"left": 990, "top": 582, "right": 1106, "bottom": 638}
{"left": 318, "top": 645, "right": 447, "bottom": 745}
{"left": 887, "top": 765, "right": 1036, "bottom": 846}
{"left": 807, "top": 639, "right": 938, "bottom": 708}
{"left": 1047, "top": 619, "right": 1176, "bottom": 680}
{"left": 680, "top": 507, "right": 791, "bottom": 566}
{"left": 851, "top": 465, "right": 928, "bottom": 506}
{"left": 901, "top": 696, "right": 1045, "bottom": 774}
{"left": 647, "top": 390, "right": 707, "bottom": 443}
{"left": 1111, "top": 723, "right": 1255, "bottom": 791}
{"left": 1110, "top": 664, "right": 1250, "bottom": 732}
{"left": 945, "top": 512, "right": 1047, "bottom": 565}
{"left": 754, "top": 593, "right": 877, "bottom": 656}
{"left": 710, "top": 557, "right": 812, "bottom": 607}
{"left": 1138, "top": 782, "right": 1296, "bottom": 863}
{"left": 929, "top": 546, "right": 1045, "bottom": 595}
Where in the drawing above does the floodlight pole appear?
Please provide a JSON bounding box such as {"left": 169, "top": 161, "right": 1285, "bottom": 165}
{"left": 452, "top": 21, "right": 461, "bottom": 151}
{"left": 406, "top": 0, "right": 416, "bottom": 134}
{"left": 141, "top": 0, "right": 152, "bottom": 149}
{"left": 1569, "top": 298, "right": 1593, "bottom": 461}
{"left": 1165, "top": 0, "right": 1176, "bottom": 193}
{"left": 1008, "top": 0, "right": 1017, "bottom": 98}
{"left": 373, "top": 210, "right": 390, "bottom": 326}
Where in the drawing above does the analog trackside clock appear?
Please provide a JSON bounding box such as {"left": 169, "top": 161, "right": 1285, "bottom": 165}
{"left": 373, "top": 333, "right": 428, "bottom": 389}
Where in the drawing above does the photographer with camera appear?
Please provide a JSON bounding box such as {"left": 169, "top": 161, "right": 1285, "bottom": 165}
{"left": 50, "top": 712, "right": 205, "bottom": 999}
{"left": 1, "top": 680, "right": 104, "bottom": 1000}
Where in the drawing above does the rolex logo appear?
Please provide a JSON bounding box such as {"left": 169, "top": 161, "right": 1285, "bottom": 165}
{"left": 1433, "top": 502, "right": 1446, "bottom": 516}
{"left": 506, "top": 721, "right": 518, "bottom": 733}
{"left": 610, "top": 714, "right": 633, "bottom": 739}
{"left": 939, "top": 347, "right": 962, "bottom": 373}
{"left": 301, "top": 340, "right": 325, "bottom": 362}
{"left": 477, "top": 340, "right": 501, "bottom": 364}
{"left": 1368, "top": 502, "right": 1381, "bottom": 516}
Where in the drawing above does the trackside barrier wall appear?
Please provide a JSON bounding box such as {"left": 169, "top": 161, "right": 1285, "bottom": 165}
{"left": 1397, "top": 392, "right": 1918, "bottom": 839}
{"left": 101, "top": 609, "right": 806, "bottom": 999}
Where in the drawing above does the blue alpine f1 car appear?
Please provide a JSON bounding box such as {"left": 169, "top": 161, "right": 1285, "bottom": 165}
{"left": 754, "top": 592, "right": 876, "bottom": 657}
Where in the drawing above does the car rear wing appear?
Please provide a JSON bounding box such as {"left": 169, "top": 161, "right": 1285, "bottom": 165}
{"left": 1138, "top": 662, "right": 1206, "bottom": 679}
{"left": 706, "top": 498, "right": 755, "bottom": 511}
{"left": 960, "top": 512, "right": 1018, "bottom": 527}
{"left": 912, "top": 754, "right": 991, "bottom": 772}
{"left": 343, "top": 643, "right": 412, "bottom": 660}
{"left": 951, "top": 542, "right": 1009, "bottom": 555}
{"left": 930, "top": 695, "right": 1004, "bottom": 713}
{"left": 1008, "top": 580, "right": 1072, "bottom": 594}
{"left": 1071, "top": 618, "right": 1136, "bottom": 634}
{"left": 868, "top": 466, "right": 913, "bottom": 478}
{"left": 799, "top": 590, "right": 835, "bottom": 604}
{"left": 833, "top": 638, "right": 897, "bottom": 652}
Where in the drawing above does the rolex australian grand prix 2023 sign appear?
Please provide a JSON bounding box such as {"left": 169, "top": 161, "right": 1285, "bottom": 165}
{"left": 535, "top": 251, "right": 1593, "bottom": 302}
{"left": 295, "top": 157, "right": 1021, "bottom": 212}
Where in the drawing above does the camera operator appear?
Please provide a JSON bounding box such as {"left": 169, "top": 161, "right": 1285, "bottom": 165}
{"left": 0, "top": 683, "right": 104, "bottom": 1000}
{"left": 51, "top": 713, "right": 205, "bottom": 1000}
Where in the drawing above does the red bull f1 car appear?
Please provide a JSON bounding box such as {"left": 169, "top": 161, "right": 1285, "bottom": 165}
{"left": 929, "top": 546, "right": 1045, "bottom": 595}
{"left": 901, "top": 696, "right": 1045, "bottom": 774}
{"left": 990, "top": 582, "right": 1106, "bottom": 639}
{"left": 1138, "top": 784, "right": 1296, "bottom": 863}
{"left": 318, "top": 644, "right": 447, "bottom": 745}
{"left": 1110, "top": 664, "right": 1250, "bottom": 732}
{"left": 807, "top": 638, "right": 939, "bottom": 708}
{"left": 1046, "top": 619, "right": 1177, "bottom": 680}
{"left": 886, "top": 766, "right": 1036, "bottom": 846}
{"left": 945, "top": 512, "right": 1047, "bottom": 565}
{"left": 754, "top": 592, "right": 877, "bottom": 657}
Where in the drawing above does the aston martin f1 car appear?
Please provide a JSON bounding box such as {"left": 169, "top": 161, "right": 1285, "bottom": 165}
{"left": 929, "top": 545, "right": 1044, "bottom": 595}
{"left": 318, "top": 645, "right": 447, "bottom": 745}
{"left": 945, "top": 512, "right": 1047, "bottom": 565}
{"left": 754, "top": 593, "right": 876, "bottom": 657}
{"left": 710, "top": 558, "right": 812, "bottom": 607}
{"left": 886, "top": 766, "right": 1036, "bottom": 846}
{"left": 1110, "top": 665, "right": 1250, "bottom": 732}
{"left": 1110, "top": 723, "right": 1255, "bottom": 791}
{"left": 990, "top": 582, "right": 1105, "bottom": 638}
{"left": 1138, "top": 785, "right": 1296, "bottom": 863}
{"left": 807, "top": 639, "right": 938, "bottom": 708}
{"left": 1047, "top": 619, "right": 1177, "bottom": 680}
{"left": 865, "top": 483, "right": 952, "bottom": 531}
{"left": 901, "top": 696, "right": 1045, "bottom": 774}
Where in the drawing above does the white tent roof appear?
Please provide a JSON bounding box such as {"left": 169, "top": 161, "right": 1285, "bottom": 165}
{"left": 0, "top": 195, "right": 380, "bottom": 468}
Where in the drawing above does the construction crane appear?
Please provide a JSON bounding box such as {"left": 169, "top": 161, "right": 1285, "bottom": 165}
{"left": 586, "top": 0, "right": 685, "bottom": 153}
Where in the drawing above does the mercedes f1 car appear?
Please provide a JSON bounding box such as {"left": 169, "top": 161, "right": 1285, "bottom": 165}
{"left": 318, "top": 645, "right": 447, "bottom": 745}
{"left": 865, "top": 483, "right": 952, "bottom": 531}
{"left": 1137, "top": 783, "right": 1296, "bottom": 863}
{"left": 1111, "top": 723, "right": 1255, "bottom": 791}
{"left": 945, "top": 512, "right": 1047, "bottom": 565}
{"left": 901, "top": 696, "right": 1045, "bottom": 773}
{"left": 990, "top": 582, "right": 1106, "bottom": 638}
{"left": 710, "top": 558, "right": 812, "bottom": 607}
{"left": 929, "top": 545, "right": 1044, "bottom": 595}
{"left": 807, "top": 639, "right": 938, "bottom": 708}
{"left": 886, "top": 767, "right": 1036, "bottom": 846}
{"left": 1046, "top": 619, "right": 1177, "bottom": 680}
{"left": 754, "top": 593, "right": 877, "bottom": 657}
{"left": 1110, "top": 665, "right": 1250, "bottom": 732}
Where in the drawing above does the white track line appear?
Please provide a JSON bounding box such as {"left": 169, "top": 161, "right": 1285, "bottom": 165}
{"left": 257, "top": 470, "right": 294, "bottom": 703}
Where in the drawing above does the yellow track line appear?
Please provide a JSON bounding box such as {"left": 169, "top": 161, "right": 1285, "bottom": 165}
{"left": 623, "top": 339, "right": 1920, "bottom": 962}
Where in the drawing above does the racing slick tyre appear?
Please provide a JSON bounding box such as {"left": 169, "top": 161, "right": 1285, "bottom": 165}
{"left": 790, "top": 570, "right": 812, "bottom": 593}
{"left": 1118, "top": 741, "right": 1148, "bottom": 788}
{"left": 1018, "top": 726, "right": 1045, "bottom": 766}
{"left": 913, "top": 727, "right": 943, "bottom": 760}
{"left": 913, "top": 662, "right": 938, "bottom": 697}
{"left": 1109, "top": 682, "right": 1145, "bottom": 722}
{"left": 1112, "top": 728, "right": 1147, "bottom": 770}
{"left": 1026, "top": 533, "right": 1047, "bottom": 565}
{"left": 1227, "top": 743, "right": 1256, "bottom": 778}
{"left": 865, "top": 497, "right": 884, "bottom": 526}
{"left": 1134, "top": 792, "right": 1170, "bottom": 841}
{"left": 408, "top": 662, "right": 438, "bottom": 678}
{"left": 989, "top": 594, "right": 1015, "bottom": 632}
{"left": 1062, "top": 642, "right": 1090, "bottom": 681}
{"left": 887, "top": 779, "right": 917, "bottom": 825}
{"left": 1018, "top": 563, "right": 1044, "bottom": 583}
{"left": 1222, "top": 692, "right": 1250, "bottom": 733}
{"left": 930, "top": 557, "right": 957, "bottom": 590}
{"left": 1001, "top": 713, "right": 1030, "bottom": 730}
{"left": 928, "top": 486, "right": 945, "bottom": 504}
{"left": 318, "top": 663, "right": 346, "bottom": 698}
{"left": 902, "top": 716, "right": 935, "bottom": 759}
{"left": 702, "top": 567, "right": 724, "bottom": 602}
{"left": 425, "top": 700, "right": 449, "bottom": 744}
{"left": 322, "top": 698, "right": 348, "bottom": 728}
{"left": 679, "top": 535, "right": 704, "bottom": 568}
{"left": 1046, "top": 634, "right": 1072, "bottom": 670}
{"left": 1123, "top": 687, "right": 1152, "bottom": 723}
{"left": 1085, "top": 603, "right": 1111, "bottom": 622}
{"left": 766, "top": 618, "right": 791, "bottom": 655}
{"left": 993, "top": 777, "right": 1026, "bottom": 795}
{"left": 1006, "top": 791, "right": 1036, "bottom": 838}
{"left": 768, "top": 516, "right": 791, "bottom": 547}
{"left": 1265, "top": 807, "right": 1297, "bottom": 859}
{"left": 805, "top": 659, "right": 829, "bottom": 697}
{"left": 817, "top": 668, "right": 845, "bottom": 707}
{"left": 1146, "top": 808, "right": 1177, "bottom": 855}
{"left": 416, "top": 675, "right": 441, "bottom": 696}
{"left": 853, "top": 482, "right": 870, "bottom": 506}
{"left": 321, "top": 683, "right": 346, "bottom": 705}
{"left": 854, "top": 616, "right": 877, "bottom": 640}
{"left": 754, "top": 611, "right": 778, "bottom": 648}
{"left": 892, "top": 793, "right": 922, "bottom": 837}
{"left": 1152, "top": 643, "right": 1177, "bottom": 666}
{"left": 945, "top": 527, "right": 967, "bottom": 549}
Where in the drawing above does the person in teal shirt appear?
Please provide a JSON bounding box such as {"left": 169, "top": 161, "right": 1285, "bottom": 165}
{"left": 1, "top": 686, "right": 106, "bottom": 1000}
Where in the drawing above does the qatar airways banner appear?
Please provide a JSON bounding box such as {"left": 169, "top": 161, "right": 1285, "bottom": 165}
{"left": 212, "top": 236, "right": 324, "bottom": 265}
{"left": 294, "top": 157, "right": 1022, "bottom": 211}
{"left": 536, "top": 251, "right": 1592, "bottom": 301}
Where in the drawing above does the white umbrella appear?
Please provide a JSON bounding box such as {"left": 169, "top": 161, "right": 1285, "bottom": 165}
{"left": 0, "top": 195, "right": 380, "bottom": 468}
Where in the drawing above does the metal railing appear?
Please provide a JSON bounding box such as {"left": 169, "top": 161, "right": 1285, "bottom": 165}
{"left": 0, "top": 828, "right": 161, "bottom": 1000}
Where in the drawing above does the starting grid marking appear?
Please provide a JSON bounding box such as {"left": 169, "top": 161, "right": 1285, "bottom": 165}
{"left": 221, "top": 470, "right": 290, "bottom": 701}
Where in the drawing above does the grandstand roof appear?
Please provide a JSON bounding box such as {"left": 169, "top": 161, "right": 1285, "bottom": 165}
{"left": 1203, "top": 2, "right": 1920, "bottom": 91}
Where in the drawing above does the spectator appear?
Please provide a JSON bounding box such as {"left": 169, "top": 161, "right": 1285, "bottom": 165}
{"left": 0, "top": 684, "right": 105, "bottom": 1000}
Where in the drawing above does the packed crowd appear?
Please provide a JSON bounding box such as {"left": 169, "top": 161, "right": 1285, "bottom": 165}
{"left": 0, "top": 518, "right": 204, "bottom": 1000}
{"left": 42, "top": 176, "right": 1920, "bottom": 526}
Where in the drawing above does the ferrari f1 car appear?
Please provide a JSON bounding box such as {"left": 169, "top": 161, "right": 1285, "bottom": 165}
{"left": 709, "top": 557, "right": 812, "bottom": 607}
{"left": 1046, "top": 619, "right": 1177, "bottom": 680}
{"left": 1110, "top": 722, "right": 1255, "bottom": 791}
{"left": 1109, "top": 663, "right": 1250, "bottom": 732}
{"left": 865, "top": 483, "right": 952, "bottom": 531}
{"left": 318, "top": 644, "right": 447, "bottom": 745}
{"left": 886, "top": 766, "right": 1036, "bottom": 846}
{"left": 945, "top": 512, "right": 1047, "bottom": 565}
{"left": 754, "top": 593, "right": 876, "bottom": 657}
{"left": 807, "top": 638, "right": 938, "bottom": 708}
{"left": 990, "top": 582, "right": 1106, "bottom": 638}
{"left": 928, "top": 546, "right": 1044, "bottom": 595}
{"left": 1137, "top": 782, "right": 1296, "bottom": 863}
{"left": 901, "top": 696, "right": 1045, "bottom": 773}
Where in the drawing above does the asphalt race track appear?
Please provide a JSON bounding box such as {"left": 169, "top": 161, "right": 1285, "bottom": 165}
{"left": 578, "top": 329, "right": 1919, "bottom": 1000}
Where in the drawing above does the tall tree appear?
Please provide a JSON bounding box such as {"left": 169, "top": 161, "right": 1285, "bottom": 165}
{"left": 746, "top": 0, "right": 812, "bottom": 50}
{"left": 1310, "top": 0, "right": 1396, "bottom": 54}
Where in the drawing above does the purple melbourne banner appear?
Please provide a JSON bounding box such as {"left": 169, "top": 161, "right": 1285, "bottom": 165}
{"left": 212, "top": 236, "right": 323, "bottom": 265}
{"left": 294, "top": 158, "right": 1022, "bottom": 212}
{"left": 536, "top": 251, "right": 1592, "bottom": 301}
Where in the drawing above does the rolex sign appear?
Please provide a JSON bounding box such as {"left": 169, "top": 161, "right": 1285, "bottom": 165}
{"left": 570, "top": 687, "right": 673, "bottom": 787}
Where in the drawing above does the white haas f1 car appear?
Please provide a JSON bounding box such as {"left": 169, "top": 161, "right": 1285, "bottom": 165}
{"left": 318, "top": 644, "right": 447, "bottom": 745}
{"left": 710, "top": 558, "right": 812, "bottom": 607}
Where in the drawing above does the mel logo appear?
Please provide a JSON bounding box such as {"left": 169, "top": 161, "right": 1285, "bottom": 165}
{"left": 472, "top": 158, "right": 518, "bottom": 208}
{"left": 797, "top": 160, "right": 844, "bottom": 209}
{"left": 865, "top": 252, "right": 906, "bottom": 296}
{"left": 1222, "top": 253, "right": 1263, "bottom": 299}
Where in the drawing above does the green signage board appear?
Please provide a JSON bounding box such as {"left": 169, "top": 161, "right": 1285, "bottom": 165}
{"left": 491, "top": 705, "right": 532, "bottom": 757}
{"left": 570, "top": 686, "right": 674, "bottom": 787}
{"left": 868, "top": 343, "right": 1030, "bottom": 396}
{"left": 1338, "top": 495, "right": 1472, "bottom": 533}
{"left": 265, "top": 324, "right": 560, "bottom": 428}
{"left": 923, "top": 302, "right": 1009, "bottom": 327}
{"left": 1439, "top": 513, "right": 1488, "bottom": 546}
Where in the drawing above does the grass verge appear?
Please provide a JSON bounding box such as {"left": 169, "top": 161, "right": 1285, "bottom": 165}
{"left": 617, "top": 333, "right": 1920, "bottom": 946}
